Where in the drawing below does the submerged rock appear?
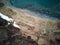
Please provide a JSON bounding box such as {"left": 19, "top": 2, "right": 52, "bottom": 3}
{"left": 0, "top": 3, "right": 4, "bottom": 7}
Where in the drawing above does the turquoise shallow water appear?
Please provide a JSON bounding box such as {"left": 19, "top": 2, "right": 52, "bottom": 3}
{"left": 10, "top": 0, "right": 60, "bottom": 8}
{"left": 9, "top": 0, "right": 60, "bottom": 20}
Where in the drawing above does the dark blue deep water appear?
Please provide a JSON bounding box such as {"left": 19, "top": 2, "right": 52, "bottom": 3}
{"left": 10, "top": 0, "right": 60, "bottom": 20}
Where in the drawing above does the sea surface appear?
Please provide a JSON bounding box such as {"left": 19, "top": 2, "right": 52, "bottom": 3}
{"left": 7, "top": 0, "right": 60, "bottom": 20}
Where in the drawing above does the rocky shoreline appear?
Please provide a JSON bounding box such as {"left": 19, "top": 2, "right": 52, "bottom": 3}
{"left": 0, "top": 4, "right": 60, "bottom": 45}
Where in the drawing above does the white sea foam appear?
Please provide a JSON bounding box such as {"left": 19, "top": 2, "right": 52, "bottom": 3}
{"left": 0, "top": 13, "right": 20, "bottom": 28}
{"left": 0, "top": 13, "right": 11, "bottom": 21}
{"left": 13, "top": 22, "right": 20, "bottom": 28}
